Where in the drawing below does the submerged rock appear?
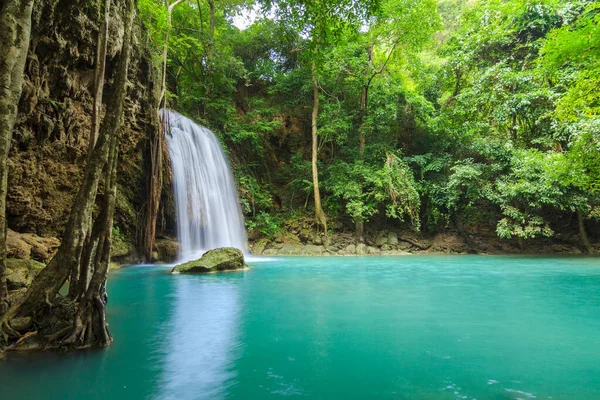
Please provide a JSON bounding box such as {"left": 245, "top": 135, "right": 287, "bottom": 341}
{"left": 171, "top": 247, "right": 247, "bottom": 274}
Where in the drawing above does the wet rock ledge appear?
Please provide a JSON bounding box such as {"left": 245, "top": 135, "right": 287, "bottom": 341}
{"left": 171, "top": 247, "right": 249, "bottom": 274}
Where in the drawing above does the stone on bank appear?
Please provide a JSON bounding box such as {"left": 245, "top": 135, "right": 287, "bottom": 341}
{"left": 171, "top": 247, "right": 248, "bottom": 274}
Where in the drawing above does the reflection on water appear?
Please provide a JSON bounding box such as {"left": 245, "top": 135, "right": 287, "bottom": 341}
{"left": 157, "top": 276, "right": 243, "bottom": 400}
{"left": 0, "top": 257, "right": 599, "bottom": 400}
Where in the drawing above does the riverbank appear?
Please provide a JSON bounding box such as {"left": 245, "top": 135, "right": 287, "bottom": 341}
{"left": 248, "top": 228, "right": 593, "bottom": 257}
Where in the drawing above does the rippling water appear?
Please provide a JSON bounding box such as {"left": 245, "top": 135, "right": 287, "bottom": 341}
{"left": 1, "top": 256, "right": 600, "bottom": 399}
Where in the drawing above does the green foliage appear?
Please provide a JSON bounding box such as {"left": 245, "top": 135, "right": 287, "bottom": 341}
{"left": 491, "top": 148, "right": 589, "bottom": 239}
{"left": 142, "top": 0, "right": 600, "bottom": 244}
{"left": 327, "top": 153, "right": 420, "bottom": 229}
{"left": 246, "top": 211, "right": 282, "bottom": 239}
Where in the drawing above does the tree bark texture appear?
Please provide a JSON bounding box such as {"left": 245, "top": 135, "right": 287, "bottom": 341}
{"left": 577, "top": 210, "right": 592, "bottom": 252}
{"left": 0, "top": 0, "right": 34, "bottom": 315}
{"left": 71, "top": 0, "right": 114, "bottom": 295}
{"left": 354, "top": 44, "right": 373, "bottom": 244}
{"left": 88, "top": 0, "right": 111, "bottom": 158}
{"left": 311, "top": 63, "right": 327, "bottom": 235}
{"left": 141, "top": 106, "right": 163, "bottom": 261}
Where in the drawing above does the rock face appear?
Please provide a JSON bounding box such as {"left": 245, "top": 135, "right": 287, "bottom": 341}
{"left": 171, "top": 247, "right": 247, "bottom": 274}
{"left": 6, "top": 229, "right": 60, "bottom": 262}
{"left": 7, "top": 0, "right": 161, "bottom": 257}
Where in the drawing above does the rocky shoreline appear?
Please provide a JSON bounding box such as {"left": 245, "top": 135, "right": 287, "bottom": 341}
{"left": 248, "top": 229, "right": 593, "bottom": 257}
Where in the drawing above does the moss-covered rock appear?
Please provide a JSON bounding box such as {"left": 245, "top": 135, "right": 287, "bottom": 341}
{"left": 10, "top": 317, "right": 33, "bottom": 332}
{"left": 375, "top": 231, "right": 388, "bottom": 247}
{"left": 6, "top": 258, "right": 45, "bottom": 290}
{"left": 252, "top": 238, "right": 270, "bottom": 255}
{"left": 171, "top": 247, "right": 247, "bottom": 274}
{"left": 154, "top": 238, "right": 180, "bottom": 263}
{"left": 387, "top": 231, "right": 399, "bottom": 246}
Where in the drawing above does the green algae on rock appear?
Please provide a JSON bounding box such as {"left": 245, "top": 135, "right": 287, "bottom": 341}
{"left": 171, "top": 247, "right": 248, "bottom": 274}
{"left": 6, "top": 258, "right": 45, "bottom": 290}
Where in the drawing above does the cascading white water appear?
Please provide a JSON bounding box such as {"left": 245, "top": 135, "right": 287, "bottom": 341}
{"left": 165, "top": 110, "right": 247, "bottom": 262}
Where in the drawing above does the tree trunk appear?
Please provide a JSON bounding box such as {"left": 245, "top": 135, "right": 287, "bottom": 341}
{"left": 1, "top": 0, "right": 135, "bottom": 331}
{"left": 69, "top": 0, "right": 112, "bottom": 298}
{"left": 159, "top": 0, "right": 185, "bottom": 108}
{"left": 0, "top": 0, "right": 34, "bottom": 315}
{"left": 311, "top": 63, "right": 327, "bottom": 235}
{"left": 144, "top": 0, "right": 183, "bottom": 262}
{"left": 208, "top": 0, "right": 215, "bottom": 63}
{"left": 577, "top": 210, "right": 592, "bottom": 252}
{"left": 88, "top": 0, "right": 111, "bottom": 157}
{"left": 452, "top": 215, "right": 478, "bottom": 254}
{"left": 354, "top": 44, "right": 372, "bottom": 244}
{"left": 141, "top": 108, "right": 163, "bottom": 261}
{"left": 64, "top": 134, "right": 120, "bottom": 347}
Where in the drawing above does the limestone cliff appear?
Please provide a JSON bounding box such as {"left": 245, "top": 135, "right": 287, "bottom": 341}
{"left": 7, "top": 0, "right": 169, "bottom": 255}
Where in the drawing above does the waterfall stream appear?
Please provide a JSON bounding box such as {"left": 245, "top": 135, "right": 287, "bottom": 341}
{"left": 165, "top": 110, "right": 247, "bottom": 262}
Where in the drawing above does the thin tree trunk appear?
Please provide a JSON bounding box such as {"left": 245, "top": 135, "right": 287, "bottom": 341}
{"left": 577, "top": 210, "right": 592, "bottom": 252}
{"left": 142, "top": 108, "right": 162, "bottom": 261}
{"left": 354, "top": 44, "right": 372, "bottom": 244}
{"left": 88, "top": 0, "right": 111, "bottom": 158}
{"left": 144, "top": 0, "right": 183, "bottom": 262}
{"left": 208, "top": 0, "right": 215, "bottom": 63}
{"left": 452, "top": 215, "right": 478, "bottom": 254}
{"left": 1, "top": 0, "right": 135, "bottom": 331}
{"left": 159, "top": 0, "right": 185, "bottom": 109}
{"left": 311, "top": 63, "right": 327, "bottom": 236}
{"left": 0, "top": 0, "right": 34, "bottom": 315}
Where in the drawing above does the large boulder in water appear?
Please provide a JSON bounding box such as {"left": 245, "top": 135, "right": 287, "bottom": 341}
{"left": 171, "top": 247, "right": 247, "bottom": 274}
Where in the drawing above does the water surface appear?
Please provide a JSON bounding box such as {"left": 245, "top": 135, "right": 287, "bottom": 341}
{"left": 1, "top": 256, "right": 600, "bottom": 399}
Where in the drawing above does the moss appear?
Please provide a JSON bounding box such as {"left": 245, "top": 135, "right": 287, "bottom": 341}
{"left": 171, "top": 247, "right": 247, "bottom": 274}
{"left": 6, "top": 258, "right": 46, "bottom": 290}
{"left": 154, "top": 239, "right": 179, "bottom": 263}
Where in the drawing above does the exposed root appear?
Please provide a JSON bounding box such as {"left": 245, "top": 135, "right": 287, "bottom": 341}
{"left": 60, "top": 295, "right": 112, "bottom": 348}
{"left": 44, "top": 326, "right": 71, "bottom": 345}
{"left": 398, "top": 237, "right": 431, "bottom": 250}
{"left": 0, "top": 318, "right": 20, "bottom": 341}
{"left": 15, "top": 331, "right": 37, "bottom": 347}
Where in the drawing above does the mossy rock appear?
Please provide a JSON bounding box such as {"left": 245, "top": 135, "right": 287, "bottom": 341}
{"left": 154, "top": 239, "right": 180, "bottom": 263}
{"left": 6, "top": 258, "right": 45, "bottom": 290}
{"left": 252, "top": 238, "right": 270, "bottom": 255}
{"left": 171, "top": 247, "right": 247, "bottom": 274}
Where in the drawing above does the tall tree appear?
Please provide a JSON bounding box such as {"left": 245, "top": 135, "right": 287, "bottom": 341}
{"left": 267, "top": 0, "right": 377, "bottom": 236}
{"left": 311, "top": 62, "right": 327, "bottom": 234}
{"left": 0, "top": 0, "right": 34, "bottom": 315}
{"left": 141, "top": 0, "right": 185, "bottom": 262}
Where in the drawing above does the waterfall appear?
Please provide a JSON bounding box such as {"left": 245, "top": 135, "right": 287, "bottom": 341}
{"left": 165, "top": 110, "right": 247, "bottom": 262}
